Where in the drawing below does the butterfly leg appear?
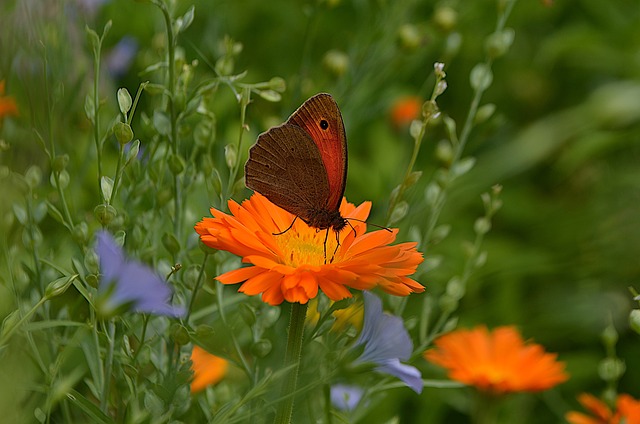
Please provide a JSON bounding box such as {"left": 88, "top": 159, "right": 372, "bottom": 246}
{"left": 323, "top": 228, "right": 330, "bottom": 264}
{"left": 329, "top": 229, "right": 341, "bottom": 264}
{"left": 272, "top": 216, "right": 298, "bottom": 236}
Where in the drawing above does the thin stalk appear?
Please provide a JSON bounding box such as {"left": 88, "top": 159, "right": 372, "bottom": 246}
{"left": 100, "top": 320, "right": 116, "bottom": 413}
{"left": 185, "top": 253, "right": 209, "bottom": 322}
{"left": 273, "top": 302, "right": 309, "bottom": 424}
{"left": 92, "top": 33, "right": 103, "bottom": 196}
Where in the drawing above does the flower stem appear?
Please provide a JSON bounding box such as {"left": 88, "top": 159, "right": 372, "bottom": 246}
{"left": 273, "top": 302, "right": 309, "bottom": 424}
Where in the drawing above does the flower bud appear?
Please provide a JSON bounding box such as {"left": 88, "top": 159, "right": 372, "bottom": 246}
{"left": 162, "top": 232, "right": 181, "bottom": 256}
{"left": 397, "top": 24, "right": 421, "bottom": 51}
{"left": 168, "top": 153, "right": 185, "bottom": 175}
{"left": 171, "top": 323, "right": 191, "bottom": 346}
{"left": 25, "top": 166, "right": 42, "bottom": 189}
{"left": 323, "top": 50, "right": 350, "bottom": 77}
{"left": 434, "top": 6, "right": 457, "bottom": 32}
{"left": 94, "top": 203, "right": 117, "bottom": 226}
{"left": 45, "top": 276, "right": 75, "bottom": 299}
{"left": 114, "top": 122, "right": 134, "bottom": 145}
{"left": 52, "top": 155, "right": 69, "bottom": 173}
{"left": 251, "top": 339, "right": 272, "bottom": 358}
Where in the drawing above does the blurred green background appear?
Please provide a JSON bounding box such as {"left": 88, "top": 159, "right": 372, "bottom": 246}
{"left": 1, "top": 0, "right": 640, "bottom": 422}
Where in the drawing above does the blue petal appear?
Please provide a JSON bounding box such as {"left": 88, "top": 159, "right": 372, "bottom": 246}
{"left": 356, "top": 292, "right": 413, "bottom": 362}
{"left": 376, "top": 359, "right": 423, "bottom": 394}
{"left": 330, "top": 384, "right": 364, "bottom": 412}
{"left": 95, "top": 231, "right": 184, "bottom": 317}
{"left": 96, "top": 230, "right": 126, "bottom": 289}
{"left": 354, "top": 291, "right": 422, "bottom": 393}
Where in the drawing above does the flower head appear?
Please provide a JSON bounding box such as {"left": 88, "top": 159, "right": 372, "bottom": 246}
{"left": 95, "top": 231, "right": 185, "bottom": 317}
{"left": 353, "top": 291, "right": 423, "bottom": 393}
{"left": 390, "top": 96, "right": 421, "bottom": 127}
{"left": 424, "top": 325, "right": 568, "bottom": 394}
{"left": 0, "top": 80, "right": 19, "bottom": 123}
{"left": 195, "top": 193, "right": 424, "bottom": 305}
{"left": 566, "top": 393, "right": 640, "bottom": 424}
{"left": 190, "top": 345, "right": 228, "bottom": 394}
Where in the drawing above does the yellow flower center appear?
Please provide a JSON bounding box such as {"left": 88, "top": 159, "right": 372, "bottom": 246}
{"left": 274, "top": 227, "right": 340, "bottom": 267}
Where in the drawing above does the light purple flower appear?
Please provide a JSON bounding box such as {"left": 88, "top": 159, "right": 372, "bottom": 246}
{"left": 331, "top": 384, "right": 364, "bottom": 412}
{"left": 106, "top": 36, "right": 138, "bottom": 78}
{"left": 354, "top": 291, "right": 423, "bottom": 394}
{"left": 95, "top": 231, "right": 184, "bottom": 317}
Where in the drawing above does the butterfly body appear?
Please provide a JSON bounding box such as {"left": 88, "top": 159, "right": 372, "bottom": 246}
{"left": 245, "top": 93, "right": 348, "bottom": 234}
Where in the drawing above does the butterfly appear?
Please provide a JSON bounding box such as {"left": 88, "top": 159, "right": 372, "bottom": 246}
{"left": 245, "top": 93, "right": 349, "bottom": 260}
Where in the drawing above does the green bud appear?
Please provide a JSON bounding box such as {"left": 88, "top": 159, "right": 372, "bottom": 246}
{"left": 162, "top": 232, "right": 181, "bottom": 256}
{"left": 84, "top": 249, "right": 100, "bottom": 274}
{"left": 435, "top": 139, "right": 453, "bottom": 165}
{"left": 397, "top": 24, "right": 421, "bottom": 51}
{"left": 474, "top": 217, "right": 491, "bottom": 235}
{"left": 45, "top": 275, "right": 76, "bottom": 299}
{"left": 183, "top": 264, "right": 201, "bottom": 289}
{"left": 156, "top": 188, "right": 172, "bottom": 207}
{"left": 439, "top": 294, "right": 459, "bottom": 313}
{"left": 433, "top": 6, "right": 457, "bottom": 32}
{"left": 72, "top": 221, "right": 89, "bottom": 244}
{"left": 52, "top": 155, "right": 69, "bottom": 173}
{"left": 598, "top": 357, "right": 626, "bottom": 382}
{"left": 224, "top": 144, "right": 237, "bottom": 169}
{"left": 171, "top": 323, "right": 191, "bottom": 346}
{"left": 194, "top": 324, "right": 216, "bottom": 339}
{"left": 114, "top": 122, "right": 134, "bottom": 145}
{"left": 470, "top": 63, "right": 493, "bottom": 92}
{"left": 485, "top": 29, "right": 515, "bottom": 59}
{"left": 422, "top": 100, "right": 440, "bottom": 120}
{"left": 25, "top": 166, "right": 42, "bottom": 189}
{"left": 94, "top": 203, "right": 117, "bottom": 226}
{"left": 239, "top": 303, "right": 257, "bottom": 327}
{"left": 251, "top": 339, "right": 272, "bottom": 358}
{"left": 475, "top": 103, "right": 496, "bottom": 124}
{"left": 117, "top": 88, "right": 133, "bottom": 115}
{"left": 630, "top": 309, "right": 640, "bottom": 335}
{"left": 601, "top": 324, "right": 618, "bottom": 347}
{"left": 168, "top": 154, "right": 185, "bottom": 175}
{"left": 388, "top": 201, "right": 408, "bottom": 225}
{"left": 86, "top": 274, "right": 99, "bottom": 288}
{"left": 446, "top": 276, "right": 465, "bottom": 300}
{"left": 268, "top": 77, "right": 286, "bottom": 92}
{"left": 322, "top": 50, "right": 350, "bottom": 77}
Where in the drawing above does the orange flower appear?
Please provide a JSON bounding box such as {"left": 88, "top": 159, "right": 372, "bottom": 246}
{"left": 566, "top": 393, "right": 640, "bottom": 424}
{"left": 190, "top": 345, "right": 228, "bottom": 393}
{"left": 390, "top": 96, "right": 421, "bottom": 127}
{"left": 0, "top": 80, "right": 19, "bottom": 120}
{"left": 424, "top": 325, "right": 568, "bottom": 394}
{"left": 195, "top": 193, "right": 424, "bottom": 305}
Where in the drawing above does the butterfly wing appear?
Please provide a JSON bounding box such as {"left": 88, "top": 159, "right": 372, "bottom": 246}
{"left": 245, "top": 124, "right": 331, "bottom": 219}
{"left": 287, "top": 93, "right": 347, "bottom": 211}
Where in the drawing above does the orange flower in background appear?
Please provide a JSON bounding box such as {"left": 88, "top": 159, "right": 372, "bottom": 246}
{"left": 566, "top": 393, "right": 640, "bottom": 424}
{"left": 0, "top": 80, "right": 19, "bottom": 119}
{"left": 424, "top": 325, "right": 568, "bottom": 394}
{"left": 190, "top": 345, "right": 228, "bottom": 394}
{"left": 195, "top": 193, "right": 424, "bottom": 305}
{"left": 390, "top": 96, "right": 422, "bottom": 127}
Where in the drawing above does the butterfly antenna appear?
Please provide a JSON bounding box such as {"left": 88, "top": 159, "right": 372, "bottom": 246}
{"left": 273, "top": 216, "right": 298, "bottom": 236}
{"left": 345, "top": 217, "right": 393, "bottom": 232}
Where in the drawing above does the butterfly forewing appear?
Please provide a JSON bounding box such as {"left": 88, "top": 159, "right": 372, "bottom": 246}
{"left": 245, "top": 124, "right": 331, "bottom": 219}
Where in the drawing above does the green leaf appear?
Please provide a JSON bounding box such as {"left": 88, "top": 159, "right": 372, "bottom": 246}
{"left": 388, "top": 201, "right": 409, "bottom": 225}
{"left": 12, "top": 204, "right": 27, "bottom": 225}
{"left": 179, "top": 6, "right": 195, "bottom": 33}
{"left": 67, "top": 389, "right": 113, "bottom": 424}
{"left": 153, "top": 110, "right": 171, "bottom": 136}
{"left": 46, "top": 201, "right": 65, "bottom": 225}
{"left": 85, "top": 26, "right": 100, "bottom": 53}
{"left": 451, "top": 156, "right": 476, "bottom": 178}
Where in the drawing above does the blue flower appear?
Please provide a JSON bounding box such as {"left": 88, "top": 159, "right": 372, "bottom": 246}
{"left": 330, "top": 384, "right": 364, "bottom": 412}
{"left": 95, "top": 231, "right": 185, "bottom": 317}
{"left": 354, "top": 291, "right": 423, "bottom": 393}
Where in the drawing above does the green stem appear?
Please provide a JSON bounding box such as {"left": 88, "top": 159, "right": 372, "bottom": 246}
{"left": 185, "top": 253, "right": 209, "bottom": 322}
{"left": 109, "top": 145, "right": 125, "bottom": 205}
{"left": 273, "top": 302, "right": 309, "bottom": 424}
{"left": 92, "top": 33, "right": 103, "bottom": 197}
{"left": 100, "top": 320, "right": 116, "bottom": 413}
